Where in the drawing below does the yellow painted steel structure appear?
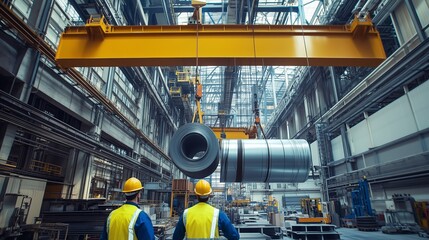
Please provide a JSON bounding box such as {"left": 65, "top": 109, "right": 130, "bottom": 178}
{"left": 56, "top": 16, "right": 386, "bottom": 68}
{"left": 211, "top": 127, "right": 250, "bottom": 139}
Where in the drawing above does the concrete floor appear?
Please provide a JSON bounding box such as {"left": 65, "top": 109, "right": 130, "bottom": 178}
{"left": 336, "top": 228, "right": 422, "bottom": 240}
{"left": 166, "top": 226, "right": 425, "bottom": 240}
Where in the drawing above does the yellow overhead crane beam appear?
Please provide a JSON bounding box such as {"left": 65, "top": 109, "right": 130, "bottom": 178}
{"left": 211, "top": 127, "right": 250, "bottom": 139}
{"left": 56, "top": 16, "right": 386, "bottom": 68}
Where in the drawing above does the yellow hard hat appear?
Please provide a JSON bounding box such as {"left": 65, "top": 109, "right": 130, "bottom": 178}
{"left": 194, "top": 179, "right": 212, "bottom": 196}
{"left": 123, "top": 177, "right": 143, "bottom": 193}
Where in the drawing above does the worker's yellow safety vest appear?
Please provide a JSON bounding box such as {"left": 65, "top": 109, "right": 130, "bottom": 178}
{"left": 107, "top": 204, "right": 142, "bottom": 240}
{"left": 183, "top": 202, "right": 220, "bottom": 239}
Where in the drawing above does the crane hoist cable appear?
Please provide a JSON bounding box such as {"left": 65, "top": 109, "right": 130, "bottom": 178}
{"left": 250, "top": 22, "right": 267, "bottom": 140}
{"left": 191, "top": 3, "right": 203, "bottom": 124}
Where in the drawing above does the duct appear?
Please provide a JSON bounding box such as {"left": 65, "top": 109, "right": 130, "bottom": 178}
{"left": 353, "top": 0, "right": 380, "bottom": 16}
{"left": 359, "top": 0, "right": 380, "bottom": 14}
{"left": 220, "top": 139, "right": 311, "bottom": 182}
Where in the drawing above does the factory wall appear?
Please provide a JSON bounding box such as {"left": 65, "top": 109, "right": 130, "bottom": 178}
{"left": 0, "top": 38, "right": 20, "bottom": 74}
{"left": 328, "top": 77, "right": 429, "bottom": 209}
{"left": 35, "top": 66, "right": 94, "bottom": 126}
{"left": 332, "top": 79, "right": 429, "bottom": 158}
{"left": 331, "top": 136, "right": 344, "bottom": 162}
{"left": 0, "top": 0, "right": 179, "bottom": 208}
{"left": 102, "top": 116, "right": 136, "bottom": 149}
{"left": 309, "top": 141, "right": 321, "bottom": 167}
{"left": 259, "top": 0, "right": 429, "bottom": 214}
{"left": 330, "top": 79, "right": 429, "bottom": 161}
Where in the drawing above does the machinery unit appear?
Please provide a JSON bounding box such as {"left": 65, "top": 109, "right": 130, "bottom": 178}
{"left": 415, "top": 201, "right": 429, "bottom": 237}
{"left": 0, "top": 194, "right": 32, "bottom": 238}
{"left": 349, "top": 177, "right": 379, "bottom": 231}
{"left": 170, "top": 179, "right": 194, "bottom": 217}
{"left": 298, "top": 198, "right": 331, "bottom": 224}
{"left": 352, "top": 178, "right": 373, "bottom": 217}
{"left": 381, "top": 194, "right": 421, "bottom": 234}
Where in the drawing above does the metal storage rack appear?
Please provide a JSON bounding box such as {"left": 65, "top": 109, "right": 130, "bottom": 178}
{"left": 287, "top": 224, "right": 340, "bottom": 240}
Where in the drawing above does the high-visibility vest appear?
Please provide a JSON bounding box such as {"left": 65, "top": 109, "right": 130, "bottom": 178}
{"left": 107, "top": 204, "right": 142, "bottom": 240}
{"left": 183, "top": 202, "right": 220, "bottom": 239}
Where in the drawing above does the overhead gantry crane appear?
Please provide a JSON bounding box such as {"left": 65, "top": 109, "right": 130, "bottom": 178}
{"left": 55, "top": 15, "right": 386, "bottom": 68}
{"left": 0, "top": 1, "right": 387, "bottom": 181}
{"left": 53, "top": 11, "right": 387, "bottom": 142}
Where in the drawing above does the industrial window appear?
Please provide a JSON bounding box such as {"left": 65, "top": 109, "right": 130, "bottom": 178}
{"left": 10, "top": 0, "right": 33, "bottom": 22}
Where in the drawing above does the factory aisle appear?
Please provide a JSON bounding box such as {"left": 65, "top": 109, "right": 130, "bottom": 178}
{"left": 336, "top": 228, "right": 422, "bottom": 240}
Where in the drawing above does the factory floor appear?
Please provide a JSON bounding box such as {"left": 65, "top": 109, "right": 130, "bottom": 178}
{"left": 280, "top": 228, "right": 423, "bottom": 240}
{"left": 166, "top": 225, "right": 424, "bottom": 240}
{"left": 335, "top": 228, "right": 422, "bottom": 240}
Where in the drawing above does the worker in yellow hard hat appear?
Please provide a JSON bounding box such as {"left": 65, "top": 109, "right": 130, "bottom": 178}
{"left": 172, "top": 179, "right": 239, "bottom": 240}
{"left": 101, "top": 177, "right": 155, "bottom": 240}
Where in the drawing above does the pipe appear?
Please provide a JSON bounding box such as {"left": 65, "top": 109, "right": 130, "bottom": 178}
{"left": 357, "top": 0, "right": 381, "bottom": 18}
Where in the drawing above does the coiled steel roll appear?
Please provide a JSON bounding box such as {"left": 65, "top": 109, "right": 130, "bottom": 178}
{"left": 168, "top": 123, "right": 219, "bottom": 179}
{"left": 169, "top": 124, "right": 311, "bottom": 182}
{"left": 220, "top": 139, "right": 311, "bottom": 182}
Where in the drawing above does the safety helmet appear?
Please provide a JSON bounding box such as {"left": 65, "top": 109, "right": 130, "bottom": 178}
{"left": 194, "top": 179, "right": 212, "bottom": 196}
{"left": 122, "top": 177, "right": 143, "bottom": 193}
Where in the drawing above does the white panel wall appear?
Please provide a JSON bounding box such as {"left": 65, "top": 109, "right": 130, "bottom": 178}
{"left": 349, "top": 120, "right": 372, "bottom": 155}
{"left": 344, "top": 79, "right": 429, "bottom": 157}
{"left": 368, "top": 96, "right": 418, "bottom": 146}
{"left": 310, "top": 141, "right": 320, "bottom": 166}
{"left": 393, "top": 2, "right": 417, "bottom": 45}
{"left": 412, "top": 0, "right": 429, "bottom": 36}
{"left": 331, "top": 135, "right": 344, "bottom": 161}
{"left": 19, "top": 178, "right": 47, "bottom": 224}
{"left": 4, "top": 176, "right": 47, "bottom": 224}
{"left": 408, "top": 79, "right": 429, "bottom": 130}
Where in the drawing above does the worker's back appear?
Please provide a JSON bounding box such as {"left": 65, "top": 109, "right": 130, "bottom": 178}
{"left": 184, "top": 202, "right": 219, "bottom": 239}
{"left": 173, "top": 180, "right": 239, "bottom": 240}
{"left": 107, "top": 204, "right": 141, "bottom": 240}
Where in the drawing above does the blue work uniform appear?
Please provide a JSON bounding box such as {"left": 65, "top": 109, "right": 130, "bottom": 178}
{"left": 101, "top": 202, "right": 155, "bottom": 240}
{"left": 172, "top": 202, "right": 240, "bottom": 240}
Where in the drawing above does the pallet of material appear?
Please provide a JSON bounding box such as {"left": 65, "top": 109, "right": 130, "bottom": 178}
{"left": 342, "top": 218, "right": 357, "bottom": 228}
{"left": 172, "top": 179, "right": 193, "bottom": 191}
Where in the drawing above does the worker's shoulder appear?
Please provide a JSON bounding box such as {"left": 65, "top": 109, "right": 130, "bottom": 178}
{"left": 136, "top": 209, "right": 152, "bottom": 222}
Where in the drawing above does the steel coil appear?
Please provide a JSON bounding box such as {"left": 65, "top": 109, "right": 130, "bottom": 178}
{"left": 168, "top": 123, "right": 219, "bottom": 178}
{"left": 220, "top": 139, "right": 311, "bottom": 182}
